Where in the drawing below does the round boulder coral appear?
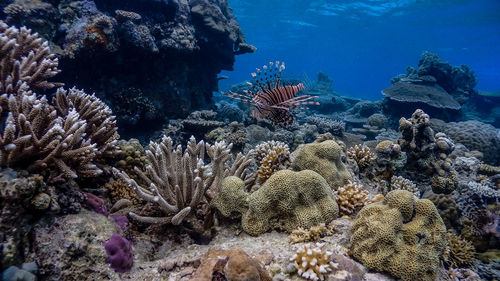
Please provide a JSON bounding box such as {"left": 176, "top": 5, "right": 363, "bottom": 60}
{"left": 350, "top": 190, "right": 446, "bottom": 281}
{"left": 243, "top": 170, "right": 339, "bottom": 236}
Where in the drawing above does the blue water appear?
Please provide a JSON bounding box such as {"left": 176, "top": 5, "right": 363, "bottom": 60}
{"left": 220, "top": 0, "right": 500, "bottom": 101}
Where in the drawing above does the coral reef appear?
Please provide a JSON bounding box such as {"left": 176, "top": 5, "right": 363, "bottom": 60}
{"left": 374, "top": 140, "right": 406, "bottom": 179}
{"left": 350, "top": 190, "right": 447, "bottom": 281}
{"left": 336, "top": 181, "right": 369, "bottom": 216}
{"left": 347, "top": 144, "right": 375, "bottom": 169}
{"left": 442, "top": 231, "right": 476, "bottom": 269}
{"left": 305, "top": 116, "right": 345, "bottom": 137}
{"left": 213, "top": 170, "right": 339, "bottom": 236}
{"left": 3, "top": 0, "right": 255, "bottom": 137}
{"left": 255, "top": 142, "right": 291, "bottom": 185}
{"left": 292, "top": 139, "right": 351, "bottom": 190}
{"left": 389, "top": 176, "right": 420, "bottom": 197}
{"left": 288, "top": 243, "right": 337, "bottom": 280}
{"left": 430, "top": 119, "right": 500, "bottom": 165}
{"left": 423, "top": 191, "right": 461, "bottom": 230}
{"left": 114, "top": 136, "right": 253, "bottom": 228}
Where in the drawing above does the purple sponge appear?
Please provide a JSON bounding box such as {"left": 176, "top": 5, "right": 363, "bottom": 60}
{"left": 103, "top": 233, "right": 133, "bottom": 273}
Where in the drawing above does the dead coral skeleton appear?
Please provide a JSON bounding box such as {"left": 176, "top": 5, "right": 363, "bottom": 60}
{"left": 113, "top": 136, "right": 254, "bottom": 225}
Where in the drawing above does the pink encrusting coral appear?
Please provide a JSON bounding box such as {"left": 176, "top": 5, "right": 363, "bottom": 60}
{"left": 222, "top": 61, "right": 319, "bottom": 126}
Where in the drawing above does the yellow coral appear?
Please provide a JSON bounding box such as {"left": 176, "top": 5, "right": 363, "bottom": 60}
{"left": 257, "top": 147, "right": 290, "bottom": 184}
{"left": 104, "top": 179, "right": 141, "bottom": 204}
{"left": 347, "top": 144, "right": 375, "bottom": 169}
{"left": 350, "top": 190, "right": 447, "bottom": 281}
{"left": 292, "top": 140, "right": 351, "bottom": 190}
{"left": 289, "top": 243, "right": 337, "bottom": 280}
{"left": 442, "top": 230, "right": 476, "bottom": 268}
{"left": 336, "top": 181, "right": 369, "bottom": 216}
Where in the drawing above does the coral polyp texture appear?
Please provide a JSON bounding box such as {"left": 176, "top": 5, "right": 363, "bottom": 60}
{"left": 289, "top": 243, "right": 338, "bottom": 280}
{"left": 292, "top": 139, "right": 351, "bottom": 190}
{"left": 255, "top": 141, "right": 291, "bottom": 184}
{"left": 212, "top": 169, "right": 339, "bottom": 236}
{"left": 350, "top": 190, "right": 447, "bottom": 281}
{"left": 442, "top": 230, "right": 476, "bottom": 269}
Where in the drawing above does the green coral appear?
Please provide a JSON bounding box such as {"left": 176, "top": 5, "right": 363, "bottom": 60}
{"left": 212, "top": 170, "right": 339, "bottom": 236}
{"left": 350, "top": 190, "right": 447, "bottom": 281}
{"left": 291, "top": 140, "right": 351, "bottom": 190}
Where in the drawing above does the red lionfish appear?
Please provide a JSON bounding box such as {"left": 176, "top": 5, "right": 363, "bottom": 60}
{"left": 222, "top": 61, "right": 319, "bottom": 126}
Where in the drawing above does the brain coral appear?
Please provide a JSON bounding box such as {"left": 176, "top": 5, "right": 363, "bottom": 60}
{"left": 350, "top": 190, "right": 447, "bottom": 281}
{"left": 213, "top": 170, "right": 339, "bottom": 236}
{"left": 292, "top": 140, "right": 351, "bottom": 190}
{"left": 431, "top": 119, "right": 500, "bottom": 165}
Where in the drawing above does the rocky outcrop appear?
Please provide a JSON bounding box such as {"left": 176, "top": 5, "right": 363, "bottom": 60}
{"left": 2, "top": 0, "right": 255, "bottom": 137}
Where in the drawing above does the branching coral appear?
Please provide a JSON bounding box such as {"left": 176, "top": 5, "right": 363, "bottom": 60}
{"left": 257, "top": 146, "right": 290, "bottom": 184}
{"left": 390, "top": 176, "right": 420, "bottom": 197}
{"left": 442, "top": 231, "right": 476, "bottom": 269}
{"left": 289, "top": 224, "right": 330, "bottom": 244}
{"left": 289, "top": 243, "right": 338, "bottom": 280}
{"left": 336, "top": 181, "right": 369, "bottom": 216}
{"left": 113, "top": 136, "right": 253, "bottom": 226}
{"left": 347, "top": 144, "right": 375, "bottom": 169}
{"left": 104, "top": 179, "right": 141, "bottom": 205}
{"left": 0, "top": 21, "right": 61, "bottom": 93}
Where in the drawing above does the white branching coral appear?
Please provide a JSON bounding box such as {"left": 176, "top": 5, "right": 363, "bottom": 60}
{"left": 113, "top": 136, "right": 254, "bottom": 225}
{"left": 0, "top": 20, "right": 62, "bottom": 93}
{"left": 347, "top": 144, "right": 375, "bottom": 169}
{"left": 390, "top": 176, "right": 420, "bottom": 197}
{"left": 289, "top": 243, "right": 337, "bottom": 280}
{"left": 0, "top": 21, "right": 119, "bottom": 181}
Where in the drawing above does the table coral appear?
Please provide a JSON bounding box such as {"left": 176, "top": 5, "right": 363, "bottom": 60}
{"left": 292, "top": 140, "right": 351, "bottom": 190}
{"left": 350, "top": 190, "right": 447, "bottom": 281}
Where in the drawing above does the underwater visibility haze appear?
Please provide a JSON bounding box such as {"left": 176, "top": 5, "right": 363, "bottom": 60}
{"left": 0, "top": 0, "right": 499, "bottom": 280}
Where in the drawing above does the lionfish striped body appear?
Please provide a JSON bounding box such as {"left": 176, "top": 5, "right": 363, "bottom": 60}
{"left": 222, "top": 61, "right": 319, "bottom": 126}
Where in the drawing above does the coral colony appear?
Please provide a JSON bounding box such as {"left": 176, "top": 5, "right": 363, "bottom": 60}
{"left": 0, "top": 1, "right": 499, "bottom": 281}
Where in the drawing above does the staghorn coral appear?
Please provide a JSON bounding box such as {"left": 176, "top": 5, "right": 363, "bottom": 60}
{"left": 336, "top": 181, "right": 369, "bottom": 216}
{"left": 292, "top": 139, "right": 351, "bottom": 190}
{"left": 212, "top": 170, "right": 339, "bottom": 236}
{"left": 0, "top": 20, "right": 61, "bottom": 93}
{"left": 350, "top": 190, "right": 447, "bottom": 281}
{"left": 54, "top": 88, "right": 120, "bottom": 167}
{"left": 289, "top": 224, "right": 330, "bottom": 244}
{"left": 113, "top": 136, "right": 253, "bottom": 226}
{"left": 442, "top": 230, "right": 476, "bottom": 269}
{"left": 288, "top": 243, "right": 338, "bottom": 280}
{"left": 347, "top": 144, "right": 375, "bottom": 169}
{"left": 390, "top": 176, "right": 420, "bottom": 197}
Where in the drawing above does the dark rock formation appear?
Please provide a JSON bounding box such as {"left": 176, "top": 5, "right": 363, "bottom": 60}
{"left": 2, "top": 0, "right": 255, "bottom": 138}
{"left": 383, "top": 52, "right": 478, "bottom": 122}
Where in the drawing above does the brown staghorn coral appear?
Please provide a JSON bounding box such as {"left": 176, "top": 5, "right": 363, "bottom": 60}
{"left": 288, "top": 243, "right": 338, "bottom": 280}
{"left": 113, "top": 135, "right": 253, "bottom": 226}
{"left": 0, "top": 20, "right": 61, "bottom": 93}
{"left": 442, "top": 230, "right": 476, "bottom": 269}
{"left": 336, "top": 181, "right": 369, "bottom": 216}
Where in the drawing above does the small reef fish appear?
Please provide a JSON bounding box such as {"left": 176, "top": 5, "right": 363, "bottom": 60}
{"left": 222, "top": 61, "right": 319, "bottom": 126}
